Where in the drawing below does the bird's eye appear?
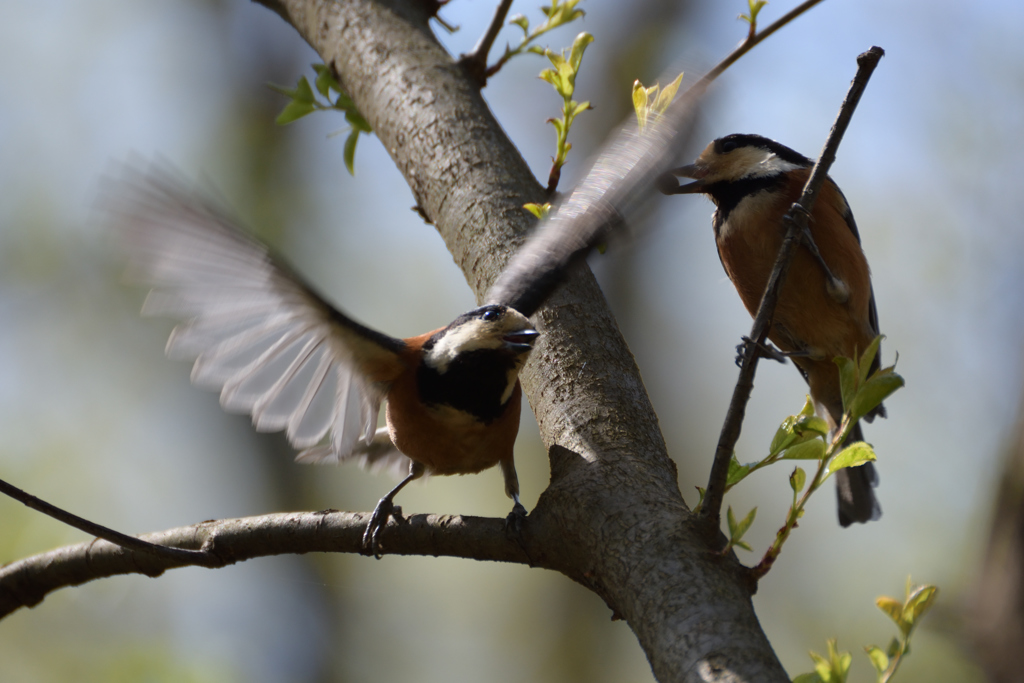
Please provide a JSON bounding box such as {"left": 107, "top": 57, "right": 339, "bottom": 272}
{"left": 721, "top": 139, "right": 738, "bottom": 153}
{"left": 482, "top": 309, "right": 500, "bottom": 322}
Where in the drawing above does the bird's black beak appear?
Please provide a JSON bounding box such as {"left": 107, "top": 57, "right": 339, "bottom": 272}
{"left": 503, "top": 328, "right": 540, "bottom": 350}
{"left": 657, "top": 164, "right": 706, "bottom": 195}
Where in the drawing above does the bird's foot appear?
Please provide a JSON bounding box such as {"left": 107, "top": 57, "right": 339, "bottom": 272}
{"left": 504, "top": 501, "right": 527, "bottom": 536}
{"left": 361, "top": 499, "right": 399, "bottom": 559}
{"left": 735, "top": 337, "right": 788, "bottom": 366}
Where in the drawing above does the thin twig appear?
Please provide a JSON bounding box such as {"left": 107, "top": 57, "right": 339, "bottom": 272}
{"left": 0, "top": 477, "right": 220, "bottom": 568}
{"left": 459, "top": 0, "right": 514, "bottom": 86}
{"left": 699, "top": 46, "right": 885, "bottom": 528}
{"left": 693, "top": 0, "right": 826, "bottom": 93}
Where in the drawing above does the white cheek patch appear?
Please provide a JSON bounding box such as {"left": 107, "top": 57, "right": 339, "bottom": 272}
{"left": 754, "top": 155, "right": 801, "bottom": 177}
{"left": 707, "top": 147, "right": 801, "bottom": 183}
{"left": 425, "top": 319, "right": 502, "bottom": 373}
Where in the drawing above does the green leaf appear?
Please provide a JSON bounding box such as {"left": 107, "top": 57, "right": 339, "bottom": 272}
{"left": 827, "top": 638, "right": 851, "bottom": 681}
{"left": 652, "top": 72, "right": 684, "bottom": 114}
{"left": 835, "top": 356, "right": 858, "bottom": 414}
{"left": 790, "top": 467, "right": 806, "bottom": 493}
{"left": 799, "top": 395, "right": 816, "bottom": 417}
{"left": 740, "top": 0, "right": 769, "bottom": 25}
{"left": 770, "top": 404, "right": 828, "bottom": 457}
{"left": 791, "top": 674, "right": 823, "bottom": 683}
{"left": 571, "top": 100, "right": 591, "bottom": 118}
{"left": 334, "top": 90, "right": 356, "bottom": 111}
{"left": 545, "top": 50, "right": 568, "bottom": 71}
{"left": 828, "top": 442, "right": 876, "bottom": 475}
{"left": 794, "top": 413, "right": 830, "bottom": 438}
{"left": 275, "top": 100, "right": 316, "bottom": 125}
{"left": 632, "top": 80, "right": 649, "bottom": 130}
{"left": 345, "top": 110, "right": 372, "bottom": 133}
{"left": 727, "top": 505, "right": 757, "bottom": 541}
{"left": 726, "top": 456, "right": 752, "bottom": 486}
{"left": 782, "top": 439, "right": 826, "bottom": 461}
{"left": 770, "top": 419, "right": 799, "bottom": 455}
{"left": 865, "top": 645, "right": 889, "bottom": 674}
{"left": 293, "top": 75, "right": 315, "bottom": 102}
{"left": 312, "top": 63, "right": 341, "bottom": 98}
{"left": 343, "top": 129, "right": 360, "bottom": 175}
{"left": 885, "top": 636, "right": 901, "bottom": 659}
{"left": 850, "top": 371, "right": 904, "bottom": 422}
{"left": 858, "top": 335, "right": 883, "bottom": 382}
{"left": 876, "top": 596, "right": 906, "bottom": 631}
{"left": 903, "top": 584, "right": 939, "bottom": 630}
{"left": 809, "top": 650, "right": 831, "bottom": 680}
{"left": 510, "top": 14, "right": 529, "bottom": 33}
{"left": 523, "top": 202, "right": 551, "bottom": 220}
{"left": 568, "top": 31, "right": 593, "bottom": 71}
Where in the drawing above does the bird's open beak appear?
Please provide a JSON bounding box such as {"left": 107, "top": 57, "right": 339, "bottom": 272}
{"left": 657, "top": 163, "right": 707, "bottom": 195}
{"left": 503, "top": 328, "right": 539, "bottom": 351}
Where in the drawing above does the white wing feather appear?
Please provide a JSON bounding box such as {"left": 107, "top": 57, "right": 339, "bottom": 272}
{"left": 109, "top": 166, "right": 406, "bottom": 465}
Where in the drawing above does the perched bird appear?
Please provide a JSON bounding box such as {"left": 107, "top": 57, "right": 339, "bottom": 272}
{"left": 110, "top": 169, "right": 541, "bottom": 556}
{"left": 660, "top": 133, "right": 884, "bottom": 526}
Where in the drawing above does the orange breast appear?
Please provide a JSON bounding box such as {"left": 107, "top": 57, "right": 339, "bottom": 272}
{"left": 716, "top": 172, "right": 875, "bottom": 362}
{"left": 383, "top": 335, "right": 521, "bottom": 476}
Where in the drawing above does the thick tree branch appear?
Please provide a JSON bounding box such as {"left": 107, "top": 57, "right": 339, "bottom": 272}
{"left": 245, "top": 5, "right": 784, "bottom": 680}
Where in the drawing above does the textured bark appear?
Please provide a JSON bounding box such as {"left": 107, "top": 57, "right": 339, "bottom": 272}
{"left": 0, "top": 1, "right": 789, "bottom": 680}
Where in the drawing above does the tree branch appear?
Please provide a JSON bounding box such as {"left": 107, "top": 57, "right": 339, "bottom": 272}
{"left": 0, "top": 477, "right": 219, "bottom": 568}
{"left": 0, "top": 510, "right": 533, "bottom": 619}
{"left": 459, "top": 0, "right": 513, "bottom": 86}
{"left": 700, "top": 46, "right": 886, "bottom": 527}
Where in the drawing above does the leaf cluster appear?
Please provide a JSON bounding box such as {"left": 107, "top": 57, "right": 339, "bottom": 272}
{"left": 632, "top": 73, "right": 684, "bottom": 134}
{"left": 536, "top": 32, "right": 594, "bottom": 191}
{"left": 695, "top": 338, "right": 903, "bottom": 574}
{"left": 793, "top": 579, "right": 938, "bottom": 683}
{"left": 269, "top": 64, "right": 372, "bottom": 175}
{"left": 491, "top": 0, "right": 586, "bottom": 75}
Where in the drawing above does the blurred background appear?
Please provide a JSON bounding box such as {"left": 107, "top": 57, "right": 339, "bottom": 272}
{"left": 0, "top": 0, "right": 1017, "bottom": 680}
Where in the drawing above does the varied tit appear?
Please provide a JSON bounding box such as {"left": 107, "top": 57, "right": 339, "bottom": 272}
{"left": 112, "top": 171, "right": 540, "bottom": 557}
{"left": 660, "top": 133, "right": 884, "bottom": 527}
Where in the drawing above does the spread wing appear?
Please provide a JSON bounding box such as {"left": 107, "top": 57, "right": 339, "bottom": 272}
{"left": 486, "top": 84, "right": 702, "bottom": 316}
{"left": 107, "top": 165, "right": 409, "bottom": 463}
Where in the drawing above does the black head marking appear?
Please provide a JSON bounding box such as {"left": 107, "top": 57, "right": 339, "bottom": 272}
{"left": 417, "top": 349, "right": 520, "bottom": 423}
{"left": 713, "top": 134, "right": 812, "bottom": 167}
{"left": 705, "top": 175, "right": 786, "bottom": 230}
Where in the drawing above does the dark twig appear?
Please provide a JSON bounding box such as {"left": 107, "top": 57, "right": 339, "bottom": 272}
{"left": 459, "top": 0, "right": 514, "bottom": 86}
{"left": 692, "top": 0, "right": 826, "bottom": 93}
{"left": 0, "top": 476, "right": 220, "bottom": 568}
{"left": 699, "top": 46, "right": 885, "bottom": 527}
